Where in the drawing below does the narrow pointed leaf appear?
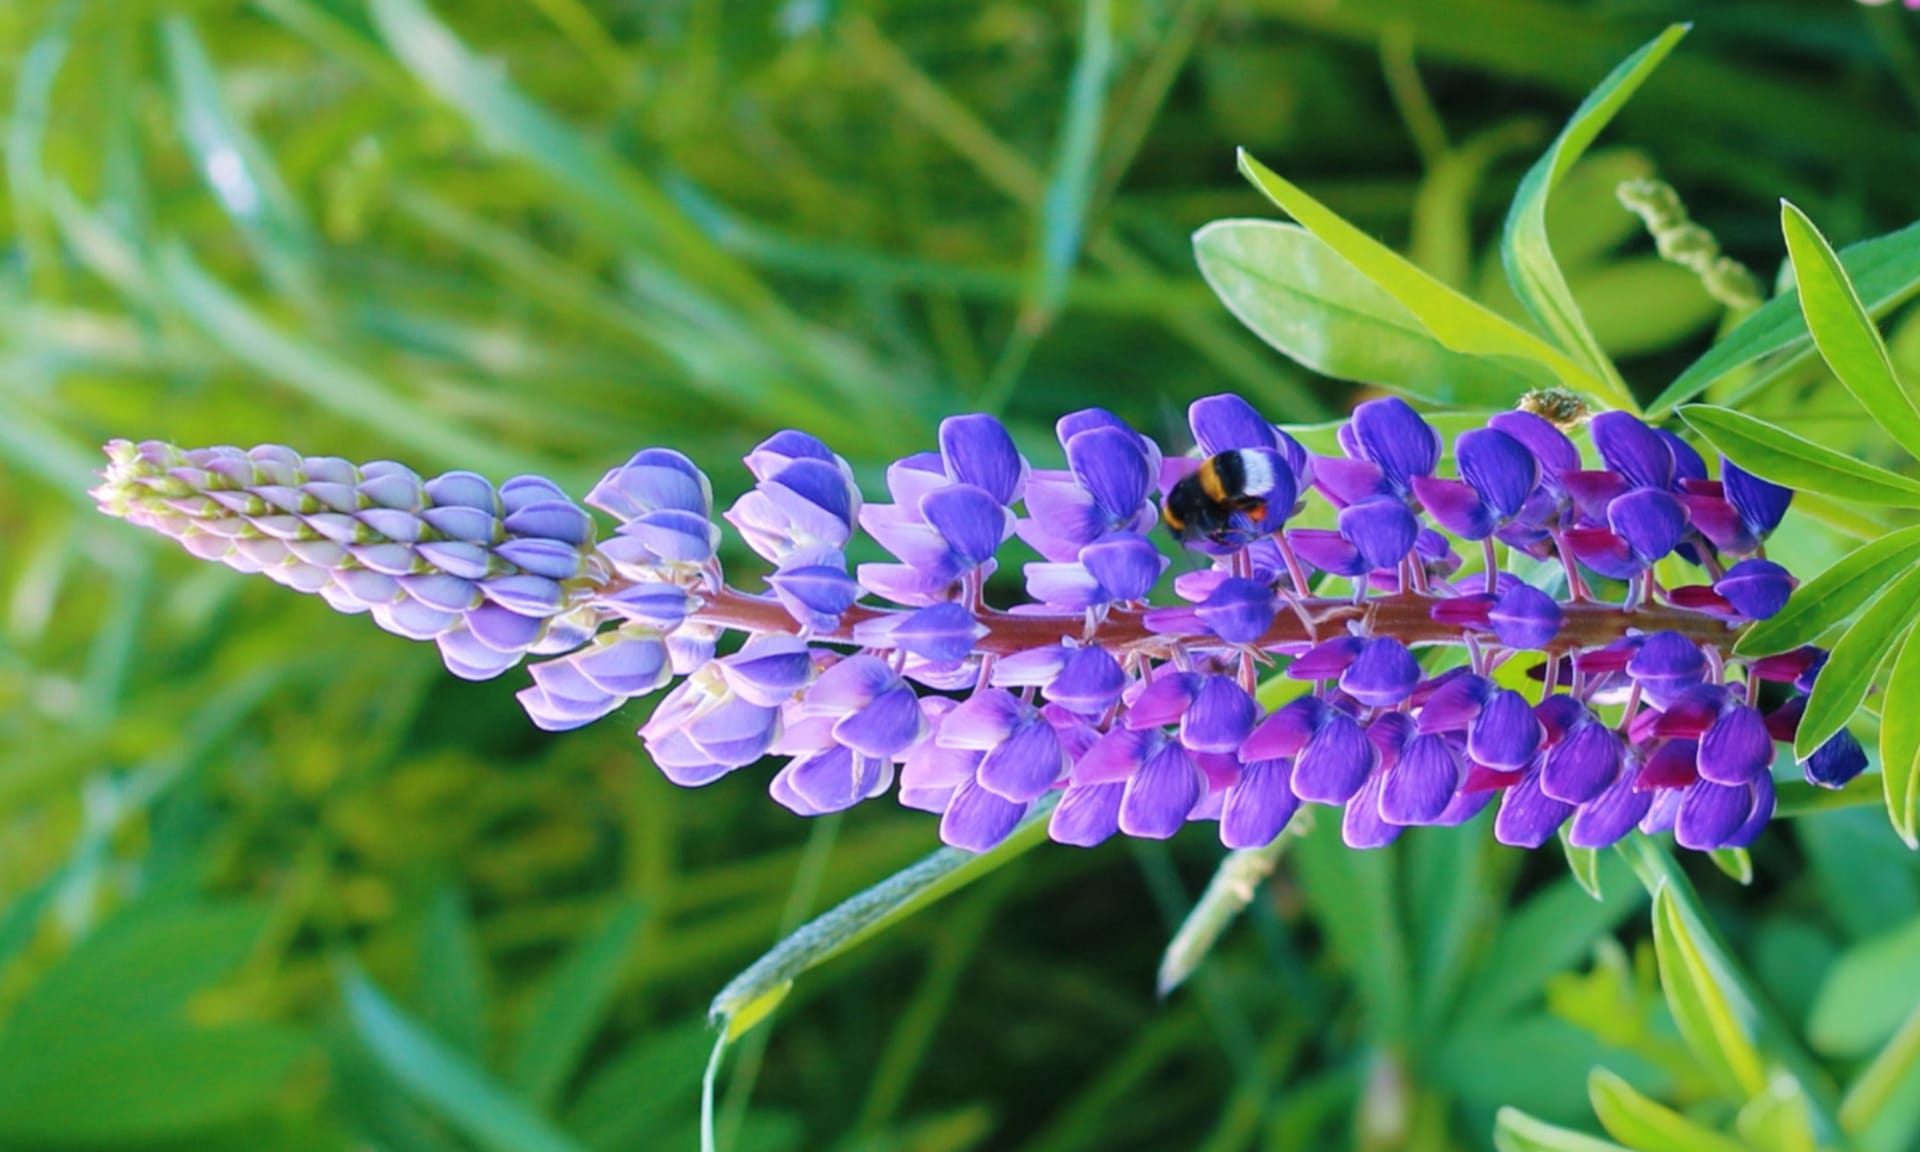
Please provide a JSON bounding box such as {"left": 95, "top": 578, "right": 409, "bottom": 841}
{"left": 1650, "top": 883, "right": 1767, "bottom": 1098}
{"left": 1590, "top": 1067, "right": 1750, "bottom": 1152}
{"left": 1235, "top": 149, "right": 1605, "bottom": 396}
{"left": 1158, "top": 833, "right": 1293, "bottom": 998}
{"left": 709, "top": 796, "right": 1055, "bottom": 1041}
{"left": 1782, "top": 201, "right": 1920, "bottom": 462}
{"left": 1736, "top": 1076, "right": 1820, "bottom": 1152}
{"left": 341, "top": 969, "right": 591, "bottom": 1152}
{"left": 1679, "top": 404, "right": 1920, "bottom": 507}
{"left": 1796, "top": 576, "right": 1920, "bottom": 761}
{"left": 1882, "top": 626, "right": 1920, "bottom": 848}
{"left": 1708, "top": 848, "right": 1753, "bottom": 886}
{"left": 1501, "top": 25, "right": 1688, "bottom": 407}
{"left": 1736, "top": 525, "right": 1920, "bottom": 656}
{"left": 1559, "top": 829, "right": 1604, "bottom": 900}
{"left": 417, "top": 886, "right": 488, "bottom": 1061}
{"left": 1494, "top": 1108, "right": 1635, "bottom": 1152}
{"left": 1650, "top": 218, "right": 1920, "bottom": 417}
{"left": 509, "top": 900, "right": 649, "bottom": 1110}
{"left": 1195, "top": 219, "right": 1551, "bottom": 405}
{"left": 1840, "top": 1000, "right": 1920, "bottom": 1137}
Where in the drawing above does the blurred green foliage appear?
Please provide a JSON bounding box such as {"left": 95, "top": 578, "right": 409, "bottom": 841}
{"left": 9, "top": 2, "right": 1920, "bottom": 1150}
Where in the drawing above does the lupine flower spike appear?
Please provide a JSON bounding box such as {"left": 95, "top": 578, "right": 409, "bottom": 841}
{"left": 95, "top": 396, "right": 1860, "bottom": 855}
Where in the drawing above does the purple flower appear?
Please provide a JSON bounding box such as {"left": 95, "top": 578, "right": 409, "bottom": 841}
{"left": 97, "top": 390, "right": 1849, "bottom": 863}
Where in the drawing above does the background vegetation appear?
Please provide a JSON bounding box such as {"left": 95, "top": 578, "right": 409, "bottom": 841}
{"left": 7, "top": 2, "right": 1920, "bottom": 1150}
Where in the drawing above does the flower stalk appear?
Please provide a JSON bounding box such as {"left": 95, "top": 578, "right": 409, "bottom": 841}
{"left": 94, "top": 394, "right": 1864, "bottom": 856}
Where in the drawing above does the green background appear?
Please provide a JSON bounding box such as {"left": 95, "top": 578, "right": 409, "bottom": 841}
{"left": 7, "top": 2, "right": 1920, "bottom": 1150}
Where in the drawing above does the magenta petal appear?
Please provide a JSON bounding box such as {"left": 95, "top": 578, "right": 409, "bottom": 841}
{"left": 1119, "top": 743, "right": 1204, "bottom": 838}
{"left": 1124, "top": 672, "right": 1202, "bottom": 729}
{"left": 1242, "top": 696, "right": 1328, "bottom": 761}
{"left": 1638, "top": 739, "right": 1699, "bottom": 790}
{"left": 976, "top": 720, "right": 1067, "bottom": 801}
{"left": 1564, "top": 527, "right": 1643, "bottom": 581}
{"left": 938, "top": 688, "right": 1026, "bottom": 748}
{"left": 1494, "top": 769, "right": 1574, "bottom": 848}
{"left": 1220, "top": 758, "right": 1299, "bottom": 849}
{"left": 1417, "top": 673, "right": 1492, "bottom": 734}
{"left": 1050, "top": 780, "right": 1125, "bottom": 847}
{"left": 1293, "top": 711, "right": 1375, "bottom": 804}
{"left": 941, "top": 778, "right": 1031, "bottom": 851}
{"left": 1379, "top": 734, "right": 1462, "bottom": 825}
{"left": 1075, "top": 726, "right": 1160, "bottom": 785}
{"left": 1289, "top": 636, "right": 1364, "bottom": 681}
{"left": 1411, "top": 475, "right": 1493, "bottom": 539}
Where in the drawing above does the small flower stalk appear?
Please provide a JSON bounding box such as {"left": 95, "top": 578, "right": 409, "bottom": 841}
{"left": 95, "top": 395, "right": 1863, "bottom": 855}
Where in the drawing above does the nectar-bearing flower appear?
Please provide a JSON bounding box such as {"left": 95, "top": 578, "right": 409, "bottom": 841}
{"left": 95, "top": 397, "right": 1861, "bottom": 857}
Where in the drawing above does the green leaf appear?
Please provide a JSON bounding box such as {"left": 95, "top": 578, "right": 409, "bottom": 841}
{"left": 1679, "top": 404, "right": 1920, "bottom": 507}
{"left": 1454, "top": 856, "right": 1643, "bottom": 1028}
{"left": 1883, "top": 627, "right": 1920, "bottom": 848}
{"left": 1588, "top": 1066, "right": 1750, "bottom": 1152}
{"left": 1708, "top": 848, "right": 1753, "bottom": 886}
{"left": 1808, "top": 918, "right": 1920, "bottom": 1059}
{"left": 1796, "top": 569, "right": 1920, "bottom": 761}
{"left": 566, "top": 1020, "right": 712, "bottom": 1151}
{"left": 1736, "top": 1077, "right": 1819, "bottom": 1152}
{"left": 1735, "top": 525, "right": 1920, "bottom": 657}
{"left": 0, "top": 898, "right": 267, "bottom": 1055}
{"left": 1782, "top": 200, "right": 1920, "bottom": 462}
{"left": 1494, "top": 1108, "right": 1635, "bottom": 1152}
{"left": 1500, "top": 24, "right": 1687, "bottom": 409}
{"left": 1841, "top": 1000, "right": 1920, "bottom": 1137}
{"left": 342, "top": 967, "right": 592, "bottom": 1152}
{"left": 509, "top": 900, "right": 649, "bottom": 1110}
{"left": 417, "top": 885, "right": 489, "bottom": 1061}
{"left": 708, "top": 797, "right": 1056, "bottom": 1041}
{"left": 1650, "top": 218, "right": 1920, "bottom": 417}
{"left": 162, "top": 16, "right": 315, "bottom": 297}
{"left": 1157, "top": 833, "right": 1292, "bottom": 998}
{"left": 1560, "top": 830, "right": 1604, "bottom": 900}
{"left": 1234, "top": 149, "right": 1606, "bottom": 396}
{"left": 0, "top": 1025, "right": 314, "bottom": 1145}
{"left": 1648, "top": 882, "right": 1767, "bottom": 1099}
{"left": 1194, "top": 219, "right": 1552, "bottom": 406}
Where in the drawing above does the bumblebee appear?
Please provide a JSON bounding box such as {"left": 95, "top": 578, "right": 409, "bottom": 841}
{"left": 1161, "top": 449, "right": 1284, "bottom": 544}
